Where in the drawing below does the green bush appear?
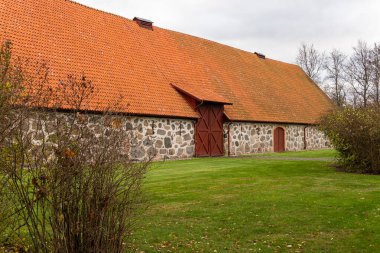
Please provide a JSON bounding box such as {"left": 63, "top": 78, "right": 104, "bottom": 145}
{"left": 320, "top": 106, "right": 380, "bottom": 173}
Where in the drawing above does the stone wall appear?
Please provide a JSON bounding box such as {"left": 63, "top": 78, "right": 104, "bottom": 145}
{"left": 224, "top": 122, "right": 330, "bottom": 156}
{"left": 305, "top": 126, "right": 331, "bottom": 150}
{"left": 285, "top": 125, "right": 306, "bottom": 151}
{"left": 26, "top": 111, "right": 330, "bottom": 160}
{"left": 26, "top": 112, "right": 196, "bottom": 161}
{"left": 125, "top": 116, "right": 195, "bottom": 160}
{"left": 224, "top": 123, "right": 273, "bottom": 156}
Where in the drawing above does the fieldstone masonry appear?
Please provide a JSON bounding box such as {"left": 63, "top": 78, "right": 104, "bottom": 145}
{"left": 125, "top": 116, "right": 195, "bottom": 160}
{"left": 224, "top": 123, "right": 274, "bottom": 155}
{"left": 305, "top": 126, "right": 331, "bottom": 150}
{"left": 224, "top": 122, "right": 330, "bottom": 156}
{"left": 26, "top": 112, "right": 330, "bottom": 160}
{"left": 25, "top": 112, "right": 196, "bottom": 161}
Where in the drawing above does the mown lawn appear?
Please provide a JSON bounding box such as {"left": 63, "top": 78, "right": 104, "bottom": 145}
{"left": 131, "top": 150, "right": 380, "bottom": 252}
{"left": 250, "top": 149, "right": 339, "bottom": 158}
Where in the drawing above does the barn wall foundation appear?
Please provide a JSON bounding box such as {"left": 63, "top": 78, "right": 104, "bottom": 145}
{"left": 26, "top": 112, "right": 330, "bottom": 160}
{"left": 124, "top": 116, "right": 196, "bottom": 160}
{"left": 26, "top": 112, "right": 196, "bottom": 161}
{"left": 224, "top": 122, "right": 330, "bottom": 156}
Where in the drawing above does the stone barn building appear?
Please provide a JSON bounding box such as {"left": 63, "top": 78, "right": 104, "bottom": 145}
{"left": 0, "top": 0, "right": 334, "bottom": 160}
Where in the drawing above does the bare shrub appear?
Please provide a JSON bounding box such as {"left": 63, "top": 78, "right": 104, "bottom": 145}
{"left": 0, "top": 40, "right": 150, "bottom": 252}
{"left": 320, "top": 106, "right": 380, "bottom": 173}
{"left": 0, "top": 40, "right": 27, "bottom": 250}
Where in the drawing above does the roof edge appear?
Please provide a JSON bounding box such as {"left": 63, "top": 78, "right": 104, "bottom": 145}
{"left": 171, "top": 83, "right": 233, "bottom": 105}
{"left": 64, "top": 0, "right": 298, "bottom": 67}
{"left": 227, "top": 119, "right": 320, "bottom": 126}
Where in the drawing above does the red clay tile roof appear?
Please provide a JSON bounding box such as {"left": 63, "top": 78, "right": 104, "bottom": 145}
{"left": 171, "top": 83, "right": 232, "bottom": 105}
{"left": 0, "top": 0, "right": 334, "bottom": 124}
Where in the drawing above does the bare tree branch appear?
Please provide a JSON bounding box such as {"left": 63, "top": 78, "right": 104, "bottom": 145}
{"left": 345, "top": 40, "right": 373, "bottom": 107}
{"left": 324, "top": 49, "right": 347, "bottom": 107}
{"left": 371, "top": 43, "right": 380, "bottom": 106}
{"left": 296, "top": 43, "right": 325, "bottom": 85}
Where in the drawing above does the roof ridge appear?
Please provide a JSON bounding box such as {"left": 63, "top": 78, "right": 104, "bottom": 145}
{"left": 160, "top": 27, "right": 300, "bottom": 68}
{"left": 63, "top": 0, "right": 256, "bottom": 59}
{"left": 63, "top": 0, "right": 282, "bottom": 65}
{"left": 63, "top": 0, "right": 133, "bottom": 22}
{"left": 64, "top": 0, "right": 296, "bottom": 67}
{"left": 161, "top": 27, "right": 263, "bottom": 59}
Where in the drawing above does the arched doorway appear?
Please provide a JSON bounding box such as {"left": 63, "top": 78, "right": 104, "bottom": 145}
{"left": 274, "top": 127, "right": 285, "bottom": 152}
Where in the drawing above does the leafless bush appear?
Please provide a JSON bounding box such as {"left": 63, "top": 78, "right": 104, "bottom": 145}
{"left": 0, "top": 40, "right": 26, "bottom": 249}
{"left": 0, "top": 40, "right": 149, "bottom": 252}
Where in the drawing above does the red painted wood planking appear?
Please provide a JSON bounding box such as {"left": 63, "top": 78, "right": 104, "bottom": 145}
{"left": 274, "top": 127, "right": 285, "bottom": 152}
{"left": 195, "top": 103, "right": 224, "bottom": 157}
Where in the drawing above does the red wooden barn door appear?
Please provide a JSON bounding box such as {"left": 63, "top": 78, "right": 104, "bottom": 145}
{"left": 195, "top": 103, "right": 224, "bottom": 157}
{"left": 195, "top": 105, "right": 210, "bottom": 156}
{"left": 274, "top": 127, "right": 285, "bottom": 152}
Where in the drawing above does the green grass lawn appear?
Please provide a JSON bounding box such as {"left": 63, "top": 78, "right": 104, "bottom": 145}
{"left": 131, "top": 150, "right": 380, "bottom": 252}
{"left": 250, "top": 149, "right": 339, "bottom": 158}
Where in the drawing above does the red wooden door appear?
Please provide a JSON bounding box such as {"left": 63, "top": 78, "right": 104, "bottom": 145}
{"left": 195, "top": 103, "right": 224, "bottom": 157}
{"left": 274, "top": 127, "right": 285, "bottom": 152}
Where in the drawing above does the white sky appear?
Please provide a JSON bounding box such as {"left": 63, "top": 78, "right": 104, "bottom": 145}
{"left": 75, "top": 0, "right": 380, "bottom": 63}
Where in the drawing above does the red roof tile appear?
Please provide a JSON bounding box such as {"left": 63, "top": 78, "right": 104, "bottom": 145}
{"left": 171, "top": 83, "right": 232, "bottom": 105}
{"left": 0, "top": 0, "right": 334, "bottom": 124}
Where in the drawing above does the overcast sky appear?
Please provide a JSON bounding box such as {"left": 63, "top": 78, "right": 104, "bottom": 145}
{"left": 75, "top": 0, "right": 380, "bottom": 63}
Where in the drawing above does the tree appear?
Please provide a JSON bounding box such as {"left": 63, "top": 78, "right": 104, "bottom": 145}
{"left": 371, "top": 43, "right": 380, "bottom": 106}
{"left": 345, "top": 41, "right": 373, "bottom": 107}
{"left": 324, "top": 49, "right": 347, "bottom": 107}
{"left": 296, "top": 43, "right": 325, "bottom": 85}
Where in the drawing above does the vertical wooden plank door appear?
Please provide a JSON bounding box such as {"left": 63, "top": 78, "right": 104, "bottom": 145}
{"left": 195, "top": 103, "right": 224, "bottom": 157}
{"left": 274, "top": 127, "right": 285, "bottom": 152}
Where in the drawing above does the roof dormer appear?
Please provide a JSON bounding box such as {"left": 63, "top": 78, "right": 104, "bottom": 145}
{"left": 133, "top": 17, "right": 153, "bottom": 30}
